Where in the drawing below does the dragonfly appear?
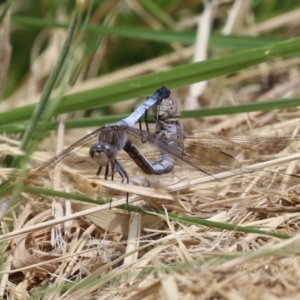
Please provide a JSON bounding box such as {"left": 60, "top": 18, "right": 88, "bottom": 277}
{"left": 26, "top": 86, "right": 239, "bottom": 194}
{"left": 24, "top": 87, "right": 178, "bottom": 186}
{"left": 20, "top": 86, "right": 242, "bottom": 209}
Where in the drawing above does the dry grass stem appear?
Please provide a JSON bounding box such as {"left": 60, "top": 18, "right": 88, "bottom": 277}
{"left": 2, "top": 2, "right": 300, "bottom": 299}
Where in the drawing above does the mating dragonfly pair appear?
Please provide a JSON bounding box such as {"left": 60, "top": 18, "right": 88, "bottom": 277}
{"left": 25, "top": 87, "right": 191, "bottom": 202}
{"left": 9, "top": 87, "right": 300, "bottom": 209}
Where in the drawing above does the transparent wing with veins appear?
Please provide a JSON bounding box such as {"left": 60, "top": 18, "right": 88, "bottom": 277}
{"left": 24, "top": 123, "right": 300, "bottom": 201}
{"left": 24, "top": 91, "right": 300, "bottom": 201}
{"left": 125, "top": 96, "right": 300, "bottom": 195}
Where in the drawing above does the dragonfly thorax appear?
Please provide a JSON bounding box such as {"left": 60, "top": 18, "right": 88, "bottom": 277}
{"left": 97, "top": 125, "right": 128, "bottom": 152}
{"left": 156, "top": 119, "right": 184, "bottom": 144}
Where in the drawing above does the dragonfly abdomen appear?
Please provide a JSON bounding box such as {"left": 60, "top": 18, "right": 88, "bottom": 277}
{"left": 123, "top": 140, "right": 175, "bottom": 175}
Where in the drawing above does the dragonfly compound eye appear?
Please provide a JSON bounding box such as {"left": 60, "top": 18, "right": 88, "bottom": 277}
{"left": 89, "top": 143, "right": 117, "bottom": 166}
{"left": 167, "top": 98, "right": 178, "bottom": 116}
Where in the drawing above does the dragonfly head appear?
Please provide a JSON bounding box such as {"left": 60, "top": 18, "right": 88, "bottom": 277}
{"left": 153, "top": 98, "right": 178, "bottom": 120}
{"left": 89, "top": 142, "right": 118, "bottom": 166}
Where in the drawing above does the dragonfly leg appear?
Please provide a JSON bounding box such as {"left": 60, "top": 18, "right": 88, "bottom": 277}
{"left": 96, "top": 166, "right": 102, "bottom": 176}
{"left": 134, "top": 103, "right": 151, "bottom": 132}
{"left": 113, "top": 159, "right": 130, "bottom": 213}
{"left": 144, "top": 106, "right": 150, "bottom": 132}
{"left": 104, "top": 165, "right": 109, "bottom": 180}
{"left": 114, "top": 159, "right": 129, "bottom": 184}
{"left": 111, "top": 167, "right": 114, "bottom": 181}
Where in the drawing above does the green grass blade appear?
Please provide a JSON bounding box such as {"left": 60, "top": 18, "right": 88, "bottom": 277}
{"left": 11, "top": 16, "right": 284, "bottom": 48}
{"left": 0, "top": 7, "right": 83, "bottom": 219}
{"left": 23, "top": 187, "right": 291, "bottom": 240}
{"left": 139, "top": 0, "right": 176, "bottom": 27}
{"left": 181, "top": 97, "right": 300, "bottom": 118}
{"left": 17, "top": 12, "right": 80, "bottom": 156}
{"left": 0, "top": 0, "right": 12, "bottom": 24}
{"left": 1, "top": 96, "right": 300, "bottom": 134}
{"left": 0, "top": 36, "right": 300, "bottom": 126}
